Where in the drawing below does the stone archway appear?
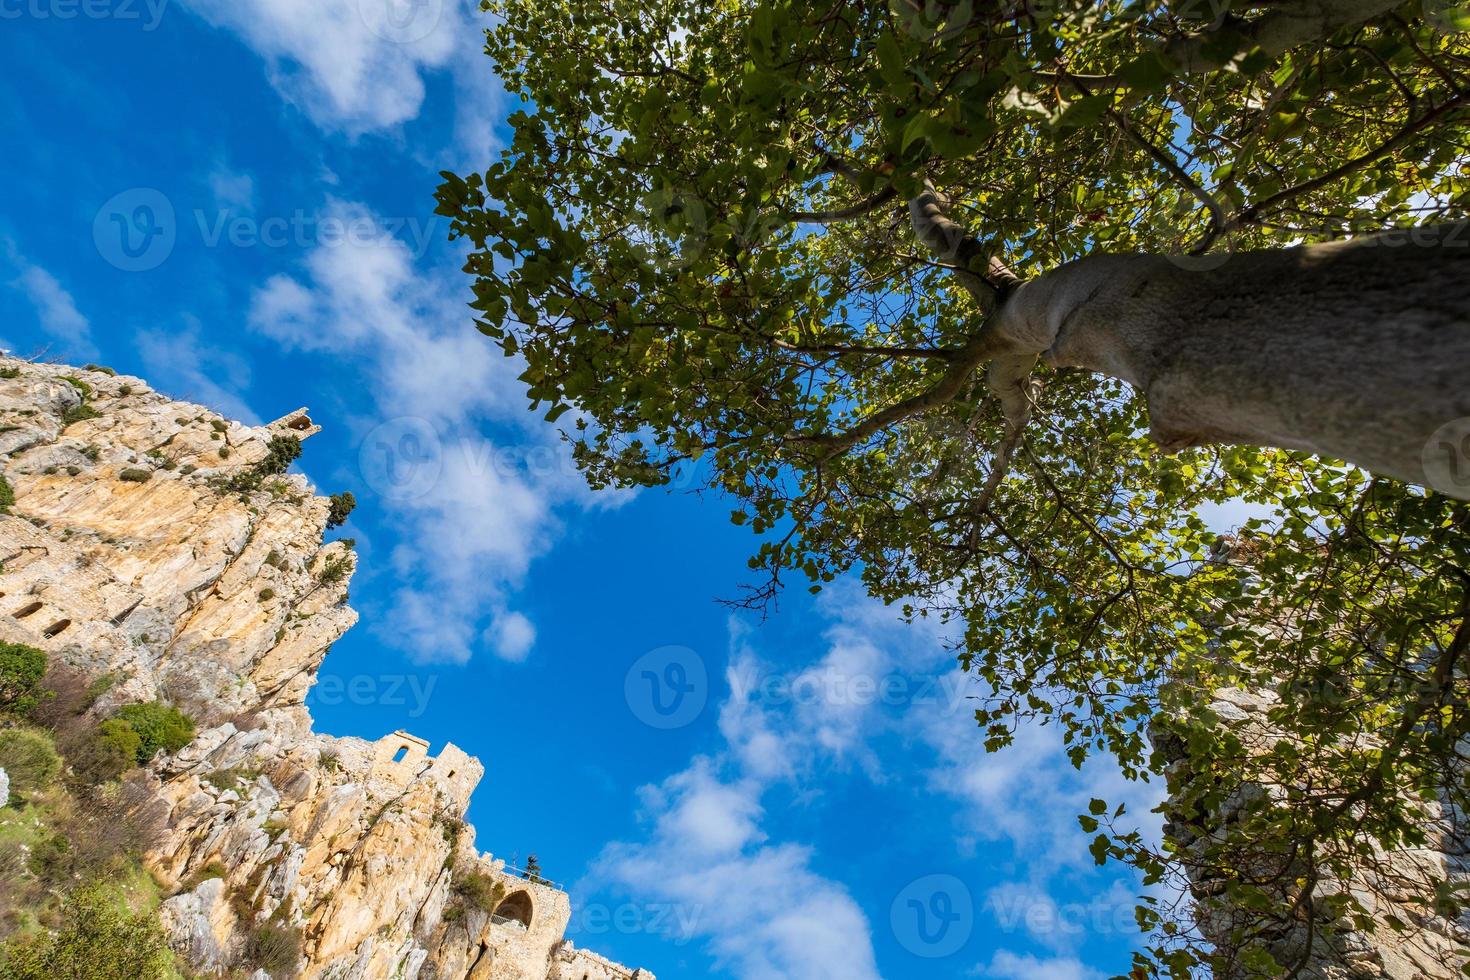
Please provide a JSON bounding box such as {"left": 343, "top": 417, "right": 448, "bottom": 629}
{"left": 491, "top": 890, "right": 533, "bottom": 930}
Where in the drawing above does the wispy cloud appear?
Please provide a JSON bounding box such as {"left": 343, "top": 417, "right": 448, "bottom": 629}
{"left": 245, "top": 199, "right": 599, "bottom": 665}
{"left": 981, "top": 949, "right": 1107, "bottom": 980}
{"left": 592, "top": 761, "right": 882, "bottom": 980}
{"left": 137, "top": 316, "right": 260, "bottom": 423}
{"left": 177, "top": 0, "right": 503, "bottom": 161}
{"left": 3, "top": 241, "right": 98, "bottom": 359}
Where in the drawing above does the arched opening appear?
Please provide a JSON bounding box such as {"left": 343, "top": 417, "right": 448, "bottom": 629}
{"left": 491, "top": 890, "right": 533, "bottom": 930}
{"left": 42, "top": 619, "right": 71, "bottom": 638}
{"left": 285, "top": 414, "right": 314, "bottom": 431}
{"left": 392, "top": 745, "right": 410, "bottom": 763}
{"left": 12, "top": 601, "right": 42, "bottom": 619}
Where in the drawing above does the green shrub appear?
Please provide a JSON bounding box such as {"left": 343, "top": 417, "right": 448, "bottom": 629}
{"left": 223, "top": 436, "right": 301, "bottom": 494}
{"left": 61, "top": 404, "right": 100, "bottom": 428}
{"left": 59, "top": 376, "right": 92, "bottom": 398}
{"left": 74, "top": 718, "right": 145, "bottom": 782}
{"left": 325, "top": 492, "right": 357, "bottom": 529}
{"left": 118, "top": 384, "right": 133, "bottom": 396}
{"left": 318, "top": 553, "right": 352, "bottom": 586}
{"left": 0, "top": 728, "right": 61, "bottom": 794}
{"left": 210, "top": 420, "right": 228, "bottom": 433}
{"left": 0, "top": 884, "right": 176, "bottom": 979}
{"left": 243, "top": 921, "right": 302, "bottom": 976}
{"left": 0, "top": 366, "right": 20, "bottom": 379}
{"left": 114, "top": 703, "right": 194, "bottom": 764}
{"left": 258, "top": 588, "right": 276, "bottom": 602}
{"left": 118, "top": 468, "right": 152, "bottom": 483}
{"left": 82, "top": 364, "right": 117, "bottom": 377}
{"left": 0, "top": 473, "right": 14, "bottom": 514}
{"left": 0, "top": 641, "right": 48, "bottom": 715}
{"left": 450, "top": 871, "right": 504, "bottom": 914}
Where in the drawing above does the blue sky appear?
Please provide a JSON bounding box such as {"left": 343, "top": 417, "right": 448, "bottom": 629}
{"left": 0, "top": 3, "right": 1163, "bottom": 977}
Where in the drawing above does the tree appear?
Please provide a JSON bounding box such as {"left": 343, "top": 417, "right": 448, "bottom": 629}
{"left": 441, "top": 1, "right": 1470, "bottom": 974}
{"left": 0, "top": 642, "right": 47, "bottom": 716}
{"left": 326, "top": 491, "right": 357, "bottom": 529}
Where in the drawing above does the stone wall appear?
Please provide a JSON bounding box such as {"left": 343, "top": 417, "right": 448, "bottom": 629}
{"left": 0, "top": 357, "right": 652, "bottom": 980}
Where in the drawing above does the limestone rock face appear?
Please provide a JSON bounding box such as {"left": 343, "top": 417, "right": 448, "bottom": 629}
{"left": 0, "top": 358, "right": 652, "bottom": 980}
{"left": 1162, "top": 686, "right": 1470, "bottom": 979}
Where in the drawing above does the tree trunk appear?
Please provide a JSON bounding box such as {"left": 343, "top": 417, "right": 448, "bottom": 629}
{"left": 988, "top": 222, "right": 1470, "bottom": 496}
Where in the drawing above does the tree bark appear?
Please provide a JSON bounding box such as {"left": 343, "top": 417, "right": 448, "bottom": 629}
{"left": 987, "top": 222, "right": 1470, "bottom": 494}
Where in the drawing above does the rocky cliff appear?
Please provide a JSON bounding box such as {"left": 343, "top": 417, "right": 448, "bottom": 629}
{"left": 0, "top": 358, "right": 652, "bottom": 980}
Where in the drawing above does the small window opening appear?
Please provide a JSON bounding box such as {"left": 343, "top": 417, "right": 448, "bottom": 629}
{"left": 392, "top": 745, "right": 409, "bottom": 763}
{"left": 13, "top": 601, "right": 42, "bottom": 619}
{"left": 42, "top": 619, "right": 71, "bottom": 638}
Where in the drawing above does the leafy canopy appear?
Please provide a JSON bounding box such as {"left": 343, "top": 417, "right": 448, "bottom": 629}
{"left": 441, "top": 1, "right": 1470, "bottom": 973}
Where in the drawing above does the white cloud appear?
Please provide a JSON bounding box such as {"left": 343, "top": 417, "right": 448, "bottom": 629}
{"left": 178, "top": 0, "right": 503, "bottom": 161}
{"left": 983, "top": 950, "right": 1106, "bottom": 980}
{"left": 4, "top": 243, "right": 97, "bottom": 359}
{"left": 594, "top": 762, "right": 881, "bottom": 980}
{"left": 208, "top": 167, "right": 257, "bottom": 212}
{"left": 485, "top": 608, "right": 535, "bottom": 663}
{"left": 245, "top": 200, "right": 593, "bottom": 665}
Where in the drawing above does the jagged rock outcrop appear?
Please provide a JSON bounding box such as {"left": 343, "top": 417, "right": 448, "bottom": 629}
{"left": 0, "top": 358, "right": 652, "bottom": 980}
